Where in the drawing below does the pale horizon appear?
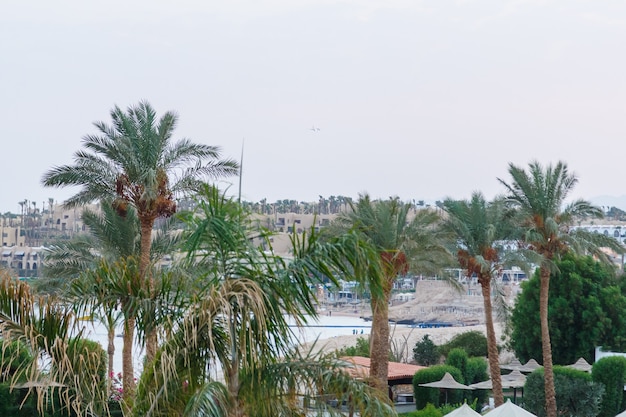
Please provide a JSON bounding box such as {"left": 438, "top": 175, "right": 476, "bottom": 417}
{"left": 3, "top": 1, "right": 626, "bottom": 213}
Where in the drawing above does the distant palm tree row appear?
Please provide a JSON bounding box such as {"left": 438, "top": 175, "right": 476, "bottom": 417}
{"left": 241, "top": 195, "right": 354, "bottom": 215}
{"left": 0, "top": 101, "right": 622, "bottom": 417}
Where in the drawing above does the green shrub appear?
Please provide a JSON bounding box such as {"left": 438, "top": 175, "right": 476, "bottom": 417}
{"left": 413, "top": 365, "right": 465, "bottom": 409}
{"left": 465, "top": 357, "right": 488, "bottom": 409}
{"left": 438, "top": 331, "right": 487, "bottom": 358}
{"left": 413, "top": 403, "right": 443, "bottom": 417}
{"left": 525, "top": 366, "right": 604, "bottom": 417}
{"left": 445, "top": 348, "right": 467, "bottom": 377}
{"left": 593, "top": 356, "right": 626, "bottom": 417}
{"left": 413, "top": 335, "right": 440, "bottom": 366}
{"left": 336, "top": 336, "right": 370, "bottom": 357}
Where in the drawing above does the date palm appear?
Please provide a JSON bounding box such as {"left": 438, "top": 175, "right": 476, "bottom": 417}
{"left": 42, "top": 101, "right": 239, "bottom": 363}
{"left": 498, "top": 161, "right": 623, "bottom": 417}
{"left": 442, "top": 193, "right": 510, "bottom": 406}
{"left": 330, "top": 194, "right": 451, "bottom": 392}
{"left": 42, "top": 202, "right": 181, "bottom": 402}
{"left": 133, "top": 185, "right": 394, "bottom": 417}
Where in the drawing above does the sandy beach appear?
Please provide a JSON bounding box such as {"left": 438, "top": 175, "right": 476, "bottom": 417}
{"left": 300, "top": 309, "right": 506, "bottom": 363}
{"left": 300, "top": 280, "right": 515, "bottom": 363}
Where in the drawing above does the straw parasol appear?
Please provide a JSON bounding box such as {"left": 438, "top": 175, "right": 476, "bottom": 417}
{"left": 500, "top": 358, "right": 523, "bottom": 371}
{"left": 419, "top": 372, "right": 474, "bottom": 403}
{"left": 484, "top": 399, "right": 537, "bottom": 417}
{"left": 419, "top": 372, "right": 474, "bottom": 390}
{"left": 470, "top": 370, "right": 527, "bottom": 390}
{"left": 470, "top": 370, "right": 527, "bottom": 403}
{"left": 444, "top": 403, "right": 482, "bottom": 417}
{"left": 517, "top": 359, "right": 542, "bottom": 373}
{"left": 567, "top": 357, "right": 592, "bottom": 372}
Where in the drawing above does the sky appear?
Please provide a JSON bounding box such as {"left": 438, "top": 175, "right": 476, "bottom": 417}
{"left": 2, "top": 0, "right": 626, "bottom": 214}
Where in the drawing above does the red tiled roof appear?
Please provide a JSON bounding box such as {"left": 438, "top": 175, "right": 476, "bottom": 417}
{"left": 341, "top": 356, "right": 427, "bottom": 381}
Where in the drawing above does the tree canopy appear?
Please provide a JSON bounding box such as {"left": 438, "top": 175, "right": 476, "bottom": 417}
{"left": 510, "top": 253, "right": 626, "bottom": 364}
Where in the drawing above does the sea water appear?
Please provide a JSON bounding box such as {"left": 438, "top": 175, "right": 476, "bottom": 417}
{"left": 79, "top": 313, "right": 375, "bottom": 378}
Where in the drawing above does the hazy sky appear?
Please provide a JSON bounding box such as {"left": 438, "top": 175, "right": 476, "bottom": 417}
{"left": 2, "top": 1, "right": 626, "bottom": 214}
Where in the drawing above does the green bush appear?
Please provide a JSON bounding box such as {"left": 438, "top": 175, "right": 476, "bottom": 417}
{"left": 445, "top": 348, "right": 467, "bottom": 377}
{"left": 525, "top": 366, "right": 604, "bottom": 417}
{"left": 465, "top": 357, "right": 488, "bottom": 408}
{"left": 593, "top": 356, "right": 626, "bottom": 417}
{"left": 438, "top": 331, "right": 487, "bottom": 358}
{"left": 413, "top": 365, "right": 465, "bottom": 409}
{"left": 413, "top": 335, "right": 440, "bottom": 366}
{"left": 336, "top": 336, "right": 370, "bottom": 357}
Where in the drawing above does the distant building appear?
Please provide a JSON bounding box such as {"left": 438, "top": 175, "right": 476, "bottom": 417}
{"left": 0, "top": 246, "right": 43, "bottom": 278}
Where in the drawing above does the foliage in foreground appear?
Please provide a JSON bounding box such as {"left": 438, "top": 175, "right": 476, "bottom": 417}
{"left": 0, "top": 275, "right": 108, "bottom": 416}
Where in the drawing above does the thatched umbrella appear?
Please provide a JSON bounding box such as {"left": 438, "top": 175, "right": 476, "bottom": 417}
{"left": 500, "top": 358, "right": 523, "bottom": 371}
{"left": 419, "top": 372, "right": 474, "bottom": 403}
{"left": 444, "top": 402, "right": 482, "bottom": 417}
{"left": 470, "top": 370, "right": 527, "bottom": 403}
{"left": 517, "top": 359, "right": 542, "bottom": 373}
{"left": 567, "top": 357, "right": 592, "bottom": 372}
{"left": 484, "top": 399, "right": 537, "bottom": 417}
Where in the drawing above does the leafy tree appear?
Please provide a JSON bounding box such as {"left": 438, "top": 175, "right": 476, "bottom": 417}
{"left": 413, "top": 335, "right": 440, "bottom": 366}
{"left": 442, "top": 193, "right": 510, "bottom": 405}
{"left": 592, "top": 356, "right": 626, "bottom": 417}
{"left": 329, "top": 194, "right": 451, "bottom": 391}
{"left": 510, "top": 253, "right": 626, "bottom": 364}
{"left": 438, "top": 331, "right": 488, "bottom": 358}
{"left": 499, "top": 160, "right": 622, "bottom": 417}
{"left": 525, "top": 366, "right": 604, "bottom": 417}
{"left": 41, "top": 101, "right": 239, "bottom": 367}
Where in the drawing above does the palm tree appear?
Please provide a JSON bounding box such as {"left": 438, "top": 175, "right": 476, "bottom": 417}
{"left": 41, "top": 101, "right": 239, "bottom": 363}
{"left": 498, "top": 160, "right": 623, "bottom": 417}
{"left": 329, "top": 194, "right": 451, "bottom": 392}
{"left": 133, "top": 186, "right": 394, "bottom": 417}
{"left": 41, "top": 202, "right": 181, "bottom": 402}
{"left": 442, "top": 193, "right": 510, "bottom": 406}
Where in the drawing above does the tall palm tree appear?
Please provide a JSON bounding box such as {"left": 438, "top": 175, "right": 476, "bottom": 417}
{"left": 42, "top": 101, "right": 239, "bottom": 362}
{"left": 498, "top": 161, "right": 623, "bottom": 417}
{"left": 42, "top": 202, "right": 181, "bottom": 401}
{"left": 442, "top": 193, "right": 510, "bottom": 406}
{"left": 330, "top": 194, "right": 451, "bottom": 392}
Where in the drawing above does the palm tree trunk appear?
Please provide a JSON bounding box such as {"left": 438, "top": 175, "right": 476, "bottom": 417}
{"left": 107, "top": 323, "right": 115, "bottom": 398}
{"left": 540, "top": 266, "right": 557, "bottom": 417}
{"left": 122, "top": 315, "right": 136, "bottom": 404}
{"left": 480, "top": 277, "right": 503, "bottom": 406}
{"left": 369, "top": 278, "right": 391, "bottom": 393}
{"left": 140, "top": 217, "right": 158, "bottom": 363}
